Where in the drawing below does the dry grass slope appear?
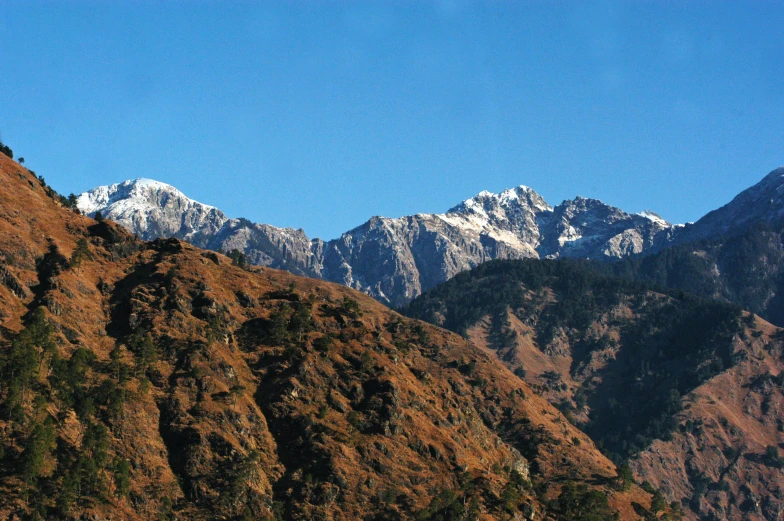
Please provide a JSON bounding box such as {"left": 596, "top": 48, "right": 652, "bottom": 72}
{"left": 0, "top": 153, "right": 658, "bottom": 520}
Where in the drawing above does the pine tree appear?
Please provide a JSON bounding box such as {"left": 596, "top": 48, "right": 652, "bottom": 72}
{"left": 230, "top": 248, "right": 247, "bottom": 268}
{"left": 113, "top": 458, "right": 131, "bottom": 498}
{"left": 21, "top": 417, "right": 56, "bottom": 487}
{"left": 615, "top": 463, "right": 635, "bottom": 491}
{"left": 70, "top": 238, "right": 92, "bottom": 267}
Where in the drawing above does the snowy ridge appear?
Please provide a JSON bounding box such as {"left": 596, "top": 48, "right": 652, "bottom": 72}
{"left": 637, "top": 211, "right": 669, "bottom": 227}
{"left": 77, "top": 178, "right": 226, "bottom": 241}
{"left": 448, "top": 185, "right": 553, "bottom": 215}
{"left": 78, "top": 177, "right": 679, "bottom": 306}
{"left": 77, "top": 178, "right": 215, "bottom": 214}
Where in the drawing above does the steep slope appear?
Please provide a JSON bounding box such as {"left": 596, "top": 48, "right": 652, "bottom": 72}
{"left": 0, "top": 155, "right": 661, "bottom": 519}
{"left": 79, "top": 181, "right": 674, "bottom": 307}
{"left": 588, "top": 167, "right": 784, "bottom": 327}
{"left": 632, "top": 316, "right": 784, "bottom": 521}
{"left": 404, "top": 259, "right": 784, "bottom": 520}
{"left": 677, "top": 167, "right": 784, "bottom": 243}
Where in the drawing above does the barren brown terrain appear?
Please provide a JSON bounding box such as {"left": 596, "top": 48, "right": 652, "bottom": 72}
{"left": 422, "top": 269, "right": 784, "bottom": 521}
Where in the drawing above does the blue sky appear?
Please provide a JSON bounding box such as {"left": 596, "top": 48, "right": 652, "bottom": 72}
{"left": 1, "top": 1, "right": 783, "bottom": 240}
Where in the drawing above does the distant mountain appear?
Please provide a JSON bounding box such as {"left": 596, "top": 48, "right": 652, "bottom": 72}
{"left": 676, "top": 167, "right": 784, "bottom": 243}
{"left": 77, "top": 180, "right": 676, "bottom": 306}
{"left": 76, "top": 178, "right": 226, "bottom": 240}
{"left": 605, "top": 222, "right": 784, "bottom": 326}
{"left": 77, "top": 179, "right": 324, "bottom": 278}
{"left": 589, "top": 168, "right": 784, "bottom": 327}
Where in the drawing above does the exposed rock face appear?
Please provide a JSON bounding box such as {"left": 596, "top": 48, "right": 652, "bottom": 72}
{"left": 200, "top": 219, "right": 324, "bottom": 279}
{"left": 539, "top": 197, "right": 675, "bottom": 258}
{"left": 78, "top": 181, "right": 675, "bottom": 307}
{"left": 77, "top": 179, "right": 324, "bottom": 279}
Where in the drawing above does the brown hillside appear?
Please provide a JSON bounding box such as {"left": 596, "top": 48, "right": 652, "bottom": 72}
{"left": 0, "top": 153, "right": 654, "bottom": 520}
{"left": 633, "top": 315, "right": 784, "bottom": 521}
{"left": 464, "top": 293, "right": 784, "bottom": 521}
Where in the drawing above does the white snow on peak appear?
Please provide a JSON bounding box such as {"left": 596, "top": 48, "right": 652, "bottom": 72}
{"left": 129, "top": 178, "right": 216, "bottom": 209}
{"left": 455, "top": 185, "right": 552, "bottom": 213}
{"left": 133, "top": 177, "right": 174, "bottom": 189}
{"left": 436, "top": 211, "right": 532, "bottom": 252}
{"left": 75, "top": 178, "right": 228, "bottom": 241}
{"left": 637, "top": 211, "right": 669, "bottom": 227}
{"left": 498, "top": 188, "right": 520, "bottom": 203}
{"left": 77, "top": 178, "right": 215, "bottom": 215}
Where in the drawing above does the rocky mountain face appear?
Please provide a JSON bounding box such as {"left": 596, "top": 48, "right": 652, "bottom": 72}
{"left": 76, "top": 179, "right": 228, "bottom": 243}
{"left": 0, "top": 154, "right": 665, "bottom": 520}
{"left": 78, "top": 181, "right": 675, "bottom": 307}
{"left": 676, "top": 167, "right": 784, "bottom": 243}
{"left": 76, "top": 179, "right": 324, "bottom": 279}
{"left": 404, "top": 259, "right": 784, "bottom": 521}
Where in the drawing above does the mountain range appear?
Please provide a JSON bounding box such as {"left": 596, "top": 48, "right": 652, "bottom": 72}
{"left": 76, "top": 168, "right": 784, "bottom": 309}
{"left": 76, "top": 179, "right": 679, "bottom": 307}
{"left": 77, "top": 168, "right": 784, "bottom": 316}
{"left": 3, "top": 140, "right": 784, "bottom": 520}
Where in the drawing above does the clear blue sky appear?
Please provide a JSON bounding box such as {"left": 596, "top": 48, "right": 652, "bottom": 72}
{"left": 1, "top": 1, "right": 783, "bottom": 240}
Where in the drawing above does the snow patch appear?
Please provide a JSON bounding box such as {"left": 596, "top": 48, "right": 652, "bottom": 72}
{"left": 637, "top": 211, "right": 669, "bottom": 227}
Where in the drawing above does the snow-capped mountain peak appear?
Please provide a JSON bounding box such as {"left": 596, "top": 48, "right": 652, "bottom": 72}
{"left": 77, "top": 178, "right": 226, "bottom": 241}
{"left": 448, "top": 185, "right": 552, "bottom": 216}
{"left": 77, "top": 178, "right": 214, "bottom": 215}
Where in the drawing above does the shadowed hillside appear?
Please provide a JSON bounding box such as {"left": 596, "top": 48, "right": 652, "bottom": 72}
{"left": 604, "top": 223, "right": 784, "bottom": 327}
{"left": 405, "top": 259, "right": 784, "bottom": 520}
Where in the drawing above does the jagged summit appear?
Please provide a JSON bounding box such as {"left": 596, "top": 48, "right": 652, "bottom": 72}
{"left": 73, "top": 165, "right": 784, "bottom": 307}
{"left": 447, "top": 184, "right": 552, "bottom": 215}
{"left": 77, "top": 178, "right": 215, "bottom": 214}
